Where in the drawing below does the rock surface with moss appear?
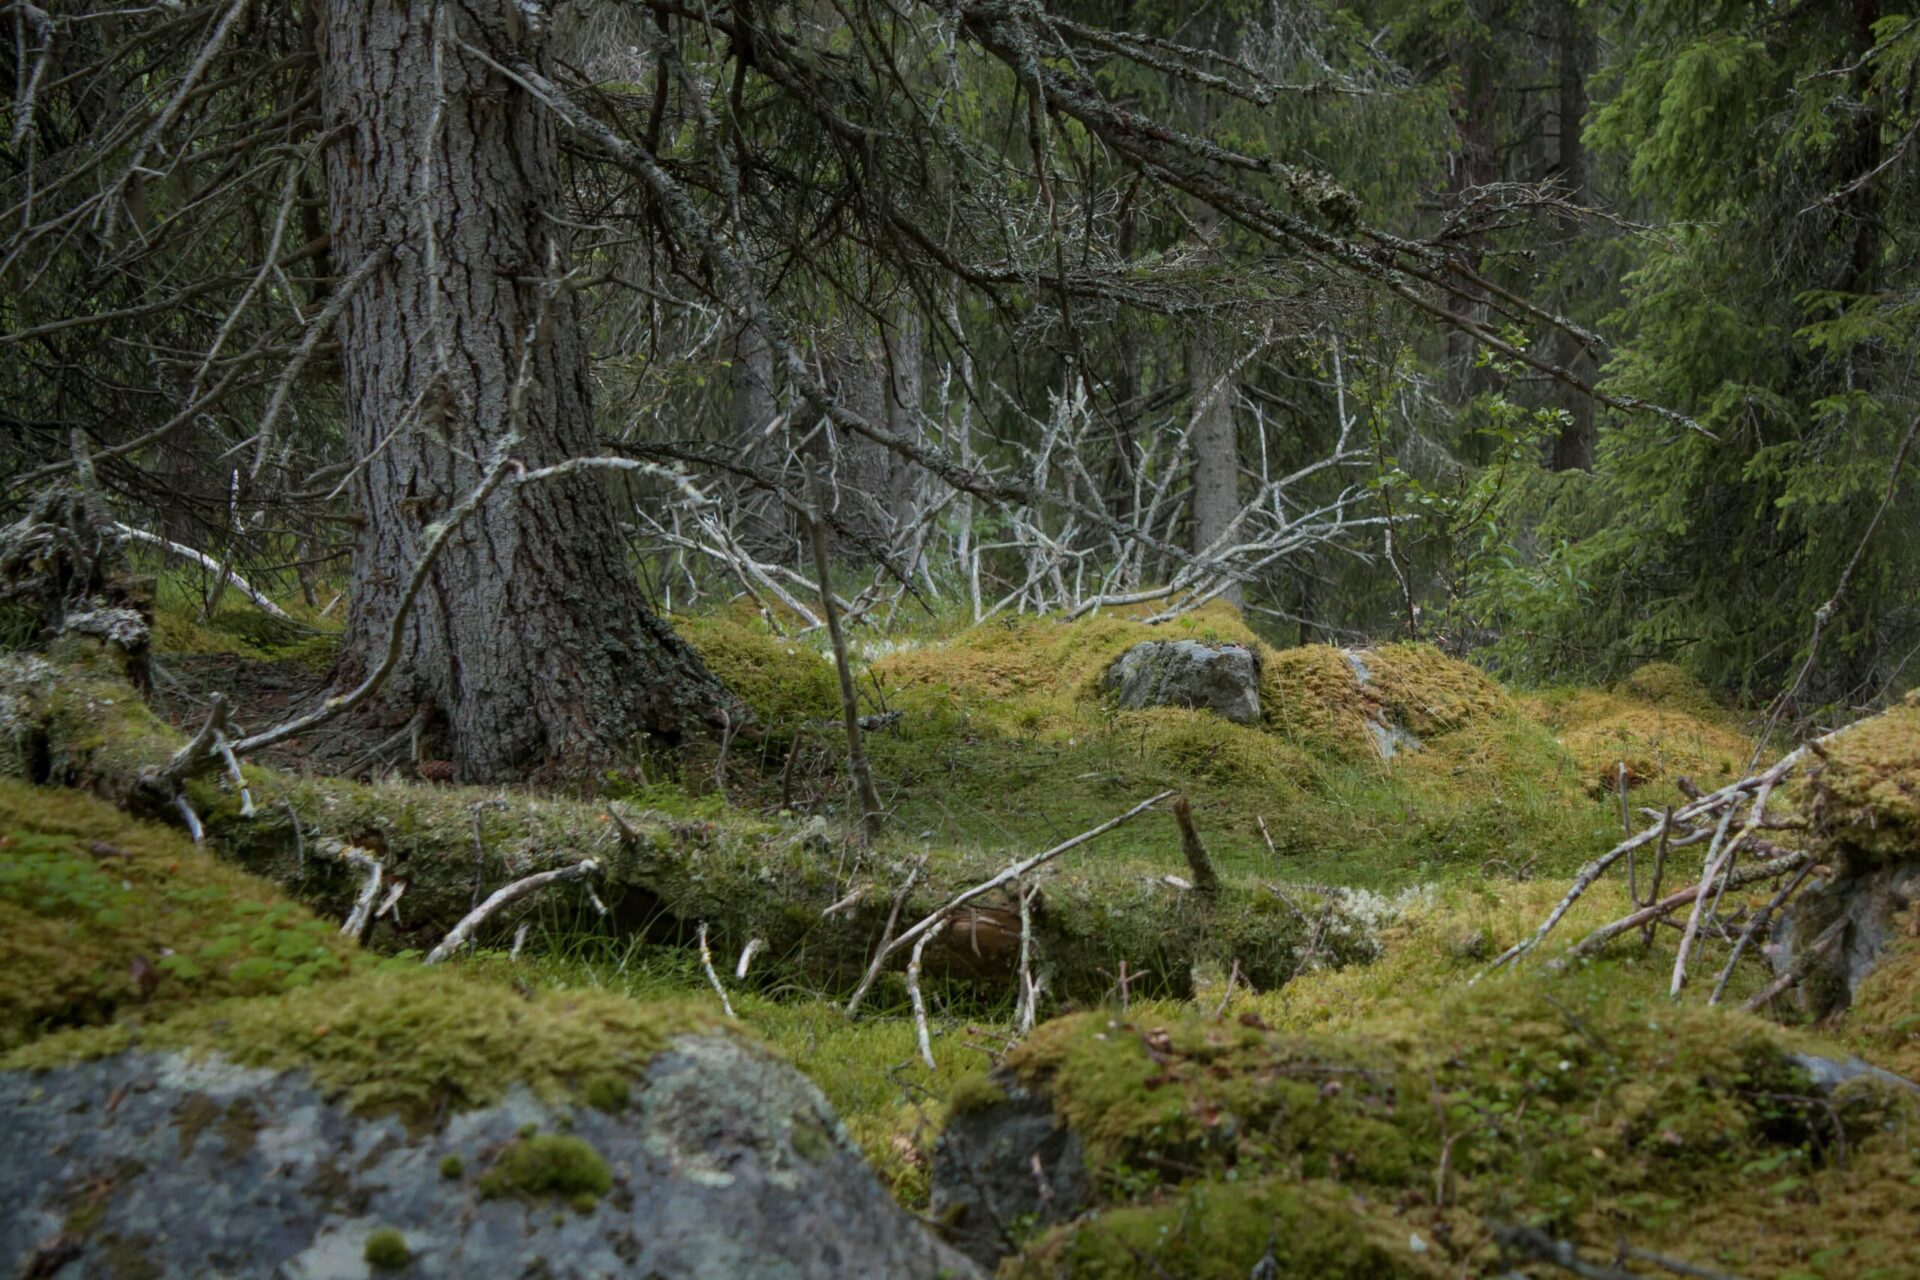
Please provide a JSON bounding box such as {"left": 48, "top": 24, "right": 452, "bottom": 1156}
{"left": 933, "top": 976, "right": 1920, "bottom": 1278}
{"left": 0, "top": 791, "right": 982, "bottom": 1279}
{"left": 1770, "top": 696, "right": 1920, "bottom": 1017}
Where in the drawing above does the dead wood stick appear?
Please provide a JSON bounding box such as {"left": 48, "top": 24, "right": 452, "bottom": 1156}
{"left": 423, "top": 858, "right": 600, "bottom": 964}
{"left": 1256, "top": 815, "right": 1278, "bottom": 859}
{"left": 1670, "top": 804, "right": 1742, "bottom": 997}
{"left": 735, "top": 937, "right": 766, "bottom": 980}
{"left": 909, "top": 918, "right": 948, "bottom": 1070}
{"left": 1741, "top": 916, "right": 1848, "bottom": 1014}
{"left": 1708, "top": 863, "right": 1815, "bottom": 1006}
{"left": 1547, "top": 853, "right": 1808, "bottom": 971}
{"left": 1616, "top": 762, "right": 1635, "bottom": 901}
{"left": 843, "top": 858, "right": 926, "bottom": 1018}
{"left": 699, "top": 922, "right": 736, "bottom": 1018}
{"left": 1641, "top": 806, "right": 1673, "bottom": 946}
{"left": 1484, "top": 747, "right": 1811, "bottom": 976}
{"left": 155, "top": 693, "right": 231, "bottom": 790}
{"left": 113, "top": 524, "right": 295, "bottom": 622}
{"left": 1171, "top": 795, "right": 1219, "bottom": 894}
{"left": 872, "top": 790, "right": 1176, "bottom": 982}
{"left": 1015, "top": 879, "right": 1040, "bottom": 1035}
{"left": 338, "top": 846, "right": 385, "bottom": 942}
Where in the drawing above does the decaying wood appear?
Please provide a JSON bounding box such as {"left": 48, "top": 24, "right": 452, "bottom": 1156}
{"left": 1171, "top": 795, "right": 1219, "bottom": 895}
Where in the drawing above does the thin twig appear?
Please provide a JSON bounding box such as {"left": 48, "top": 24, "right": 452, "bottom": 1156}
{"left": 909, "top": 918, "right": 948, "bottom": 1070}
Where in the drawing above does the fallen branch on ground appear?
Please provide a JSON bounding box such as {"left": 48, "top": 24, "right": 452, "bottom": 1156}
{"left": 423, "top": 858, "right": 599, "bottom": 964}
{"left": 848, "top": 790, "right": 1177, "bottom": 1017}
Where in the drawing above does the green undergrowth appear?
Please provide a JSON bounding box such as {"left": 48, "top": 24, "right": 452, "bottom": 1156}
{"left": 999, "top": 974, "right": 1920, "bottom": 1279}
{"left": 148, "top": 565, "right": 340, "bottom": 672}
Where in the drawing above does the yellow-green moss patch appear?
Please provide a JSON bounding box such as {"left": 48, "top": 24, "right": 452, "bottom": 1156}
{"left": 477, "top": 1132, "right": 612, "bottom": 1204}
{"left": 1809, "top": 702, "right": 1920, "bottom": 863}
{"left": 4, "top": 963, "right": 715, "bottom": 1123}
{"left": 0, "top": 781, "right": 359, "bottom": 1050}
{"left": 362, "top": 1227, "right": 410, "bottom": 1270}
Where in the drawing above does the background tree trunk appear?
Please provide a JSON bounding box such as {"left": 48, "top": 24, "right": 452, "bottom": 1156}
{"left": 319, "top": 0, "right": 721, "bottom": 782}
{"left": 1188, "top": 334, "right": 1242, "bottom": 606}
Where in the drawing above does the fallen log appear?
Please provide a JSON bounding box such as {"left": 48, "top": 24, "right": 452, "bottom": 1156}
{"left": 0, "top": 640, "right": 1363, "bottom": 1002}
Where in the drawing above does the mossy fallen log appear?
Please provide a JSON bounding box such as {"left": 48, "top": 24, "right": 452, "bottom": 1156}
{"left": 0, "top": 640, "right": 1365, "bottom": 1003}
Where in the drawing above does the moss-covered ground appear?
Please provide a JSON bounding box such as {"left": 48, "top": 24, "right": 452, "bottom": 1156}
{"left": 6, "top": 584, "right": 1917, "bottom": 1276}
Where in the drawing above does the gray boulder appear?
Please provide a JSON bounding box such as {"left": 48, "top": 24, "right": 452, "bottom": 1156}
{"left": 1103, "top": 640, "right": 1262, "bottom": 725}
{"left": 0, "top": 1036, "right": 982, "bottom": 1280}
{"left": 929, "top": 1079, "right": 1088, "bottom": 1270}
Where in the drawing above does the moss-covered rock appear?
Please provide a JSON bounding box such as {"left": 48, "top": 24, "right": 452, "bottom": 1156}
{"left": 1808, "top": 699, "right": 1920, "bottom": 867}
{"left": 940, "top": 975, "right": 1920, "bottom": 1278}
{"left": 0, "top": 779, "right": 358, "bottom": 1050}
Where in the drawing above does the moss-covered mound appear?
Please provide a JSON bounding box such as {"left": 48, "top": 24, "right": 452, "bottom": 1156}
{"left": 1524, "top": 662, "right": 1757, "bottom": 799}
{"left": 0, "top": 786, "right": 717, "bottom": 1122}
{"left": 989, "top": 977, "right": 1920, "bottom": 1279}
{"left": 0, "top": 779, "right": 357, "bottom": 1049}
{"left": 1807, "top": 695, "right": 1920, "bottom": 866}
{"left": 675, "top": 607, "right": 842, "bottom": 731}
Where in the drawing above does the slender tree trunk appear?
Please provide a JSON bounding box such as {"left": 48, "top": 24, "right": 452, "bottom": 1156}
{"left": 1188, "top": 334, "right": 1242, "bottom": 606}
{"left": 319, "top": 0, "right": 721, "bottom": 782}
{"left": 1548, "top": 0, "right": 1596, "bottom": 472}
{"left": 882, "top": 305, "right": 924, "bottom": 531}
{"left": 729, "top": 319, "right": 783, "bottom": 552}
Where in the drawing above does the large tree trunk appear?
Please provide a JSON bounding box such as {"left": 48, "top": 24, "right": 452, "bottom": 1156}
{"left": 319, "top": 0, "right": 721, "bottom": 782}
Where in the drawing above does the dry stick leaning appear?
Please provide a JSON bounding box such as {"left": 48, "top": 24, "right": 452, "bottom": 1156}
{"left": 698, "top": 923, "right": 736, "bottom": 1018}
{"left": 908, "top": 918, "right": 949, "bottom": 1070}
{"left": 845, "top": 790, "right": 1176, "bottom": 1018}
{"left": 1480, "top": 744, "right": 1816, "bottom": 977}
{"left": 423, "top": 859, "right": 600, "bottom": 964}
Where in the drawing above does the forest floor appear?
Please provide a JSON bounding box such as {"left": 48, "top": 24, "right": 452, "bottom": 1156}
{"left": 7, "top": 572, "right": 1919, "bottom": 1277}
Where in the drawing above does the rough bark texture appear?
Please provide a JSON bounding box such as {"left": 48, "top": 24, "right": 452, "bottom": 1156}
{"left": 1187, "top": 335, "right": 1242, "bottom": 606}
{"left": 319, "top": 0, "right": 720, "bottom": 781}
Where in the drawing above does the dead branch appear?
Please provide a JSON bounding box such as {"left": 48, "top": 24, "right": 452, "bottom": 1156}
{"left": 423, "top": 858, "right": 600, "bottom": 964}
{"left": 699, "top": 921, "right": 736, "bottom": 1018}
{"left": 1171, "top": 795, "right": 1219, "bottom": 894}
{"left": 909, "top": 917, "right": 948, "bottom": 1070}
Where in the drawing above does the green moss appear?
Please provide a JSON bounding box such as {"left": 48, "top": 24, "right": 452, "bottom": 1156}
{"left": 1007, "top": 1177, "right": 1440, "bottom": 1279}
{"left": 1808, "top": 702, "right": 1920, "bottom": 864}
{"left": 4, "top": 960, "right": 714, "bottom": 1122}
{"left": 363, "top": 1227, "right": 410, "bottom": 1270}
{"left": 675, "top": 611, "right": 841, "bottom": 729}
{"left": 476, "top": 1133, "right": 612, "bottom": 1203}
{"left": 1524, "top": 676, "right": 1758, "bottom": 801}
{"left": 439, "top": 1154, "right": 464, "bottom": 1179}
{"left": 993, "top": 972, "right": 1920, "bottom": 1278}
{"left": 790, "top": 1109, "right": 833, "bottom": 1161}
{"left": 0, "top": 781, "right": 359, "bottom": 1050}
{"left": 945, "top": 1070, "right": 1007, "bottom": 1116}
{"left": 582, "top": 1072, "right": 630, "bottom": 1114}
